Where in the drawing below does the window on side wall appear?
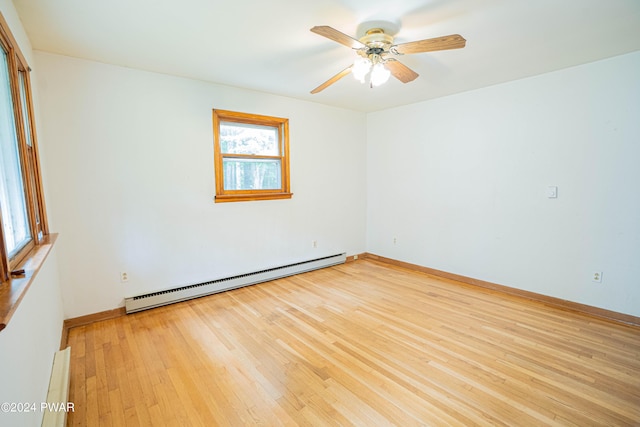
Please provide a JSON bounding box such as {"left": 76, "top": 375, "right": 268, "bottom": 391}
{"left": 212, "top": 109, "right": 292, "bottom": 203}
{"left": 0, "top": 13, "right": 48, "bottom": 282}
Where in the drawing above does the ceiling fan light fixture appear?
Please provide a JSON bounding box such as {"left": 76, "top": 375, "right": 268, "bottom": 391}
{"left": 352, "top": 56, "right": 372, "bottom": 83}
{"left": 370, "top": 62, "right": 391, "bottom": 87}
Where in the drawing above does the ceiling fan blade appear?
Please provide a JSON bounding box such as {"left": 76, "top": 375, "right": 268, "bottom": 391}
{"left": 311, "top": 26, "right": 366, "bottom": 49}
{"left": 311, "top": 66, "right": 353, "bottom": 94}
{"left": 385, "top": 59, "right": 419, "bottom": 83}
{"left": 393, "top": 34, "right": 466, "bottom": 55}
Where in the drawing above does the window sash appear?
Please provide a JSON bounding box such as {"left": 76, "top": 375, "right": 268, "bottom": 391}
{"left": 219, "top": 121, "right": 280, "bottom": 156}
{"left": 0, "top": 47, "right": 31, "bottom": 260}
{"left": 222, "top": 157, "right": 283, "bottom": 191}
{"left": 18, "top": 69, "right": 45, "bottom": 241}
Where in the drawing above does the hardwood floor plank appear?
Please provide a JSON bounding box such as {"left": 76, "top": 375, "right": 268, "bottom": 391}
{"left": 66, "top": 260, "right": 640, "bottom": 426}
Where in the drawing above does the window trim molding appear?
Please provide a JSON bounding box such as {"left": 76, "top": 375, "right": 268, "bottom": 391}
{"left": 212, "top": 109, "right": 292, "bottom": 203}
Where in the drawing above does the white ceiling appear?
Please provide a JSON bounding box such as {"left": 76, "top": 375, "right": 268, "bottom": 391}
{"left": 12, "top": 0, "right": 640, "bottom": 112}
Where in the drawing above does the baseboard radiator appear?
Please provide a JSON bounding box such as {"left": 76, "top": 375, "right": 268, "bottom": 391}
{"left": 41, "top": 346, "right": 71, "bottom": 427}
{"left": 125, "top": 252, "right": 346, "bottom": 314}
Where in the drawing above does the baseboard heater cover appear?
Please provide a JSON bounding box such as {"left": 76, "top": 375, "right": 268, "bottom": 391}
{"left": 125, "top": 253, "right": 346, "bottom": 314}
{"left": 41, "top": 346, "right": 71, "bottom": 427}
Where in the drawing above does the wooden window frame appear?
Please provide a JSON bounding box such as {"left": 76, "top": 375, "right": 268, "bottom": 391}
{"left": 213, "top": 109, "right": 292, "bottom": 203}
{"left": 0, "top": 11, "right": 51, "bottom": 331}
{"left": 0, "top": 13, "right": 48, "bottom": 279}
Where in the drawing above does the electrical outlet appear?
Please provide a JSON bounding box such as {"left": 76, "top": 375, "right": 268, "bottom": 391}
{"left": 312, "top": 240, "right": 317, "bottom": 248}
{"left": 592, "top": 271, "right": 603, "bottom": 283}
{"left": 393, "top": 237, "right": 397, "bottom": 245}
{"left": 353, "top": 255, "right": 358, "bottom": 260}
{"left": 120, "top": 271, "right": 129, "bottom": 283}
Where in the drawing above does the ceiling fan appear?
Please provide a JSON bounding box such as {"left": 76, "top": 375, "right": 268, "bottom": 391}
{"left": 310, "top": 25, "right": 466, "bottom": 94}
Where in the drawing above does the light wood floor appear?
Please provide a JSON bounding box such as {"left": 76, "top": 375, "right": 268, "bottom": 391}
{"left": 66, "top": 260, "right": 640, "bottom": 426}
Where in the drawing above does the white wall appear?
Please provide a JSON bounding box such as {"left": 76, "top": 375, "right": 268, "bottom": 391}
{"left": 0, "top": 247, "right": 64, "bottom": 427}
{"left": 367, "top": 51, "right": 640, "bottom": 317}
{"left": 34, "top": 52, "right": 367, "bottom": 318}
{"left": 0, "top": 3, "right": 65, "bottom": 426}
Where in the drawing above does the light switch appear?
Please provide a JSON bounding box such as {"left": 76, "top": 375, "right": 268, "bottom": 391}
{"left": 547, "top": 186, "right": 558, "bottom": 198}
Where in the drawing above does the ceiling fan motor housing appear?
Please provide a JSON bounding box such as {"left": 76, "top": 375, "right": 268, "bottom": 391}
{"left": 358, "top": 28, "right": 394, "bottom": 61}
{"left": 359, "top": 28, "right": 394, "bottom": 48}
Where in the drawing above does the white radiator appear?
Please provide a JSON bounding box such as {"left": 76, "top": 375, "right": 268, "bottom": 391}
{"left": 125, "top": 253, "right": 346, "bottom": 313}
{"left": 41, "top": 346, "right": 71, "bottom": 427}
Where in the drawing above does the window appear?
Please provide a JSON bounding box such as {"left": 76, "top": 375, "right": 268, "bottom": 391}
{"left": 213, "top": 109, "right": 292, "bottom": 202}
{"left": 0, "top": 13, "right": 48, "bottom": 282}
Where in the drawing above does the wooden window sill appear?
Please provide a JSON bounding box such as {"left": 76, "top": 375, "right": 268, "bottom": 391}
{"left": 214, "top": 192, "right": 293, "bottom": 203}
{"left": 0, "top": 233, "right": 58, "bottom": 332}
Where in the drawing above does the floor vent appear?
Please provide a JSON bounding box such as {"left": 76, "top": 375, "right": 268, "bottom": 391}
{"left": 125, "top": 253, "right": 346, "bottom": 313}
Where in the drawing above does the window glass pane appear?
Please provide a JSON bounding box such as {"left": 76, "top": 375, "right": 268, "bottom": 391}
{"left": 220, "top": 122, "right": 279, "bottom": 155}
{"left": 0, "top": 50, "right": 31, "bottom": 257}
{"left": 223, "top": 158, "right": 282, "bottom": 190}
